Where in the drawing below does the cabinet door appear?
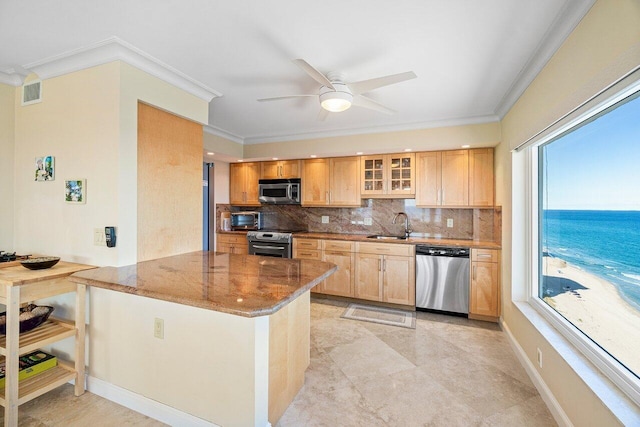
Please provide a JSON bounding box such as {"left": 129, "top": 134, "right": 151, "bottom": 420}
{"left": 469, "top": 148, "right": 494, "bottom": 206}
{"left": 361, "top": 155, "right": 386, "bottom": 195}
{"left": 355, "top": 253, "right": 383, "bottom": 301}
{"left": 329, "top": 157, "right": 360, "bottom": 206}
{"left": 294, "top": 246, "right": 324, "bottom": 293}
{"left": 470, "top": 261, "right": 499, "bottom": 317}
{"left": 280, "top": 160, "right": 301, "bottom": 178}
{"left": 441, "top": 150, "right": 468, "bottom": 206}
{"left": 388, "top": 153, "right": 415, "bottom": 196}
{"left": 261, "top": 161, "right": 281, "bottom": 179}
{"left": 244, "top": 162, "right": 261, "bottom": 205}
{"left": 301, "top": 159, "right": 330, "bottom": 206}
{"left": 323, "top": 251, "right": 354, "bottom": 297}
{"left": 229, "top": 163, "right": 247, "bottom": 205}
{"left": 415, "top": 152, "right": 441, "bottom": 206}
{"left": 383, "top": 255, "right": 415, "bottom": 306}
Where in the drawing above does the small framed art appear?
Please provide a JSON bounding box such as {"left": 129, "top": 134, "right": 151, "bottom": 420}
{"left": 65, "top": 179, "right": 86, "bottom": 204}
{"left": 35, "top": 156, "right": 55, "bottom": 181}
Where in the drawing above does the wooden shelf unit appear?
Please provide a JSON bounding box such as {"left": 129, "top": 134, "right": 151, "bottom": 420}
{"left": 0, "top": 261, "right": 92, "bottom": 427}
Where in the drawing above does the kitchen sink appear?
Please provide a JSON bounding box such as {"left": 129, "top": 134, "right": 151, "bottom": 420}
{"left": 366, "top": 235, "right": 407, "bottom": 240}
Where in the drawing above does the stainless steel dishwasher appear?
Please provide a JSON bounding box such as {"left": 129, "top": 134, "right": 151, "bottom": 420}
{"left": 415, "top": 245, "right": 470, "bottom": 315}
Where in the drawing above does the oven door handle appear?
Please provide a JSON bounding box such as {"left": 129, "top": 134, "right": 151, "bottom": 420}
{"left": 251, "top": 245, "right": 285, "bottom": 250}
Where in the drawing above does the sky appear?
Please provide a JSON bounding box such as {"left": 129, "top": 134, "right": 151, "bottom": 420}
{"left": 542, "top": 91, "right": 640, "bottom": 211}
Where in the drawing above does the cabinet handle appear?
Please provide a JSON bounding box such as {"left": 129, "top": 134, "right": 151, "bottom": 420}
{"left": 382, "top": 259, "right": 386, "bottom": 271}
{"left": 299, "top": 252, "right": 313, "bottom": 257}
{"left": 478, "top": 254, "right": 492, "bottom": 259}
{"left": 378, "top": 259, "right": 381, "bottom": 271}
{"left": 473, "top": 265, "right": 477, "bottom": 280}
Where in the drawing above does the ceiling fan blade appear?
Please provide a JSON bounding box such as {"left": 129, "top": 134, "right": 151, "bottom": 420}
{"left": 292, "top": 59, "right": 336, "bottom": 90}
{"left": 352, "top": 95, "right": 396, "bottom": 114}
{"left": 348, "top": 71, "right": 417, "bottom": 95}
{"left": 317, "top": 108, "right": 330, "bottom": 121}
{"left": 257, "top": 94, "right": 316, "bottom": 102}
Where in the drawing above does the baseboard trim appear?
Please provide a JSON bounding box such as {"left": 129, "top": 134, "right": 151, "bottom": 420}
{"left": 86, "top": 376, "right": 217, "bottom": 427}
{"left": 501, "top": 320, "right": 574, "bottom": 427}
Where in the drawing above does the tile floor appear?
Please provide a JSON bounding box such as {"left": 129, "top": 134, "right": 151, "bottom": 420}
{"left": 2, "top": 299, "right": 556, "bottom": 426}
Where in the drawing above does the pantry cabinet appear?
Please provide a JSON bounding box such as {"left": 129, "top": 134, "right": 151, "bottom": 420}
{"left": 229, "top": 162, "right": 261, "bottom": 206}
{"left": 360, "top": 153, "right": 415, "bottom": 197}
{"left": 261, "top": 160, "right": 301, "bottom": 179}
{"left": 469, "top": 249, "right": 500, "bottom": 321}
{"left": 354, "top": 242, "right": 415, "bottom": 306}
{"left": 301, "top": 157, "right": 360, "bottom": 207}
{"left": 217, "top": 234, "right": 248, "bottom": 255}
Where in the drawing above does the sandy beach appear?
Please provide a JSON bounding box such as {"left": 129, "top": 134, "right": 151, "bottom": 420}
{"left": 542, "top": 256, "right": 640, "bottom": 376}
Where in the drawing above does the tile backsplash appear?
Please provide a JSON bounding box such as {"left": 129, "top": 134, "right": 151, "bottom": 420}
{"left": 218, "top": 199, "right": 500, "bottom": 242}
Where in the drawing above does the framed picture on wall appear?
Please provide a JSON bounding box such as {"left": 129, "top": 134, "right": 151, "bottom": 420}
{"left": 65, "top": 179, "right": 86, "bottom": 204}
{"left": 35, "top": 156, "right": 55, "bottom": 181}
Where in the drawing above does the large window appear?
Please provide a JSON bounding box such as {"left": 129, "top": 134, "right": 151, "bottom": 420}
{"left": 535, "top": 88, "right": 640, "bottom": 400}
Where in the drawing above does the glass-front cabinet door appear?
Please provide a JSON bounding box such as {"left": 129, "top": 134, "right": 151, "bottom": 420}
{"left": 361, "top": 153, "right": 415, "bottom": 197}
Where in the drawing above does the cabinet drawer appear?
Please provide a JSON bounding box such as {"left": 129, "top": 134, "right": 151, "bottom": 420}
{"left": 472, "top": 249, "right": 499, "bottom": 263}
{"left": 356, "top": 242, "right": 414, "bottom": 257}
{"left": 294, "top": 239, "right": 321, "bottom": 250}
{"left": 322, "top": 240, "right": 354, "bottom": 252}
{"left": 294, "top": 248, "right": 322, "bottom": 260}
{"left": 218, "top": 234, "right": 248, "bottom": 244}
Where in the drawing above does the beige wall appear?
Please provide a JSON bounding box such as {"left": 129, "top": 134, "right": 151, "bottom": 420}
{"left": 0, "top": 83, "right": 15, "bottom": 249}
{"left": 244, "top": 122, "right": 501, "bottom": 160}
{"left": 498, "top": 0, "right": 640, "bottom": 424}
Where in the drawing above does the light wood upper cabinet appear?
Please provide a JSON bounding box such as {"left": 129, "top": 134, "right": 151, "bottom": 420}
{"left": 302, "top": 157, "right": 360, "bottom": 207}
{"left": 470, "top": 249, "right": 500, "bottom": 321}
{"left": 301, "top": 158, "right": 330, "bottom": 206}
{"left": 361, "top": 153, "right": 415, "bottom": 198}
{"left": 261, "top": 160, "right": 301, "bottom": 179}
{"left": 469, "top": 148, "right": 494, "bottom": 206}
{"left": 416, "top": 149, "right": 494, "bottom": 207}
{"left": 230, "top": 162, "right": 261, "bottom": 206}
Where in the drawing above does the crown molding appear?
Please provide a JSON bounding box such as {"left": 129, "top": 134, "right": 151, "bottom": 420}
{"left": 22, "top": 37, "right": 222, "bottom": 102}
{"left": 203, "top": 125, "right": 244, "bottom": 144}
{"left": 494, "top": 0, "right": 596, "bottom": 118}
{"left": 0, "top": 70, "right": 26, "bottom": 86}
{"left": 242, "top": 114, "right": 500, "bottom": 145}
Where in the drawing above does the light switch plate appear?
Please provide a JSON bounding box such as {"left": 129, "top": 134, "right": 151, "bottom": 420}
{"left": 93, "top": 228, "right": 106, "bottom": 246}
{"left": 446, "top": 218, "right": 454, "bottom": 228}
{"left": 322, "top": 216, "right": 329, "bottom": 224}
{"left": 364, "top": 218, "right": 373, "bottom": 226}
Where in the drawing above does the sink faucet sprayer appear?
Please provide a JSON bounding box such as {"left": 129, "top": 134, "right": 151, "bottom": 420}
{"left": 392, "top": 212, "right": 412, "bottom": 238}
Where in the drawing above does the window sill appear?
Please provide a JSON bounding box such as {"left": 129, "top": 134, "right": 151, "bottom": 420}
{"left": 507, "top": 300, "right": 640, "bottom": 425}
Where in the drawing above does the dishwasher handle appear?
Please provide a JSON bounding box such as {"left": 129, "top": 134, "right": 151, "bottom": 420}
{"left": 415, "top": 245, "right": 469, "bottom": 258}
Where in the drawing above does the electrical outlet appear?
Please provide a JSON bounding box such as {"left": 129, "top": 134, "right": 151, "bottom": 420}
{"left": 537, "top": 347, "right": 543, "bottom": 368}
{"left": 364, "top": 217, "right": 373, "bottom": 226}
{"left": 446, "top": 218, "right": 454, "bottom": 228}
{"left": 93, "top": 228, "right": 106, "bottom": 246}
{"left": 154, "top": 318, "right": 164, "bottom": 339}
{"left": 321, "top": 216, "right": 329, "bottom": 224}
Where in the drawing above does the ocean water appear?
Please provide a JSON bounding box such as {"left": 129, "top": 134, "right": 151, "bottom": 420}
{"left": 541, "top": 210, "right": 640, "bottom": 311}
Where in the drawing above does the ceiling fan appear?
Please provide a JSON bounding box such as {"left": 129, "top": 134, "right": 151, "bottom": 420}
{"left": 258, "top": 59, "right": 417, "bottom": 120}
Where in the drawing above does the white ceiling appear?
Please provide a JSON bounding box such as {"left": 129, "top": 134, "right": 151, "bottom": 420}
{"left": 0, "top": 1, "right": 593, "bottom": 144}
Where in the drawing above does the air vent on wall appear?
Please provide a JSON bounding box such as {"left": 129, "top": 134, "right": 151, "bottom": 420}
{"left": 22, "top": 80, "right": 42, "bottom": 106}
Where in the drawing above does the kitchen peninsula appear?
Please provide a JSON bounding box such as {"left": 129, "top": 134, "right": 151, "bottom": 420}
{"left": 69, "top": 251, "right": 337, "bottom": 427}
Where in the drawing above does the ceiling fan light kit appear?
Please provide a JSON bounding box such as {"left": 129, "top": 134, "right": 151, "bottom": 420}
{"left": 319, "top": 84, "right": 353, "bottom": 112}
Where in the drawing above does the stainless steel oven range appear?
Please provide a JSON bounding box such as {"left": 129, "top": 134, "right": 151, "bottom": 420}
{"left": 246, "top": 231, "right": 294, "bottom": 258}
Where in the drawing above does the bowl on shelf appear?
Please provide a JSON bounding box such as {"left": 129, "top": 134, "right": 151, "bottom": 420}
{"left": 20, "top": 256, "right": 60, "bottom": 270}
{"left": 0, "top": 304, "right": 55, "bottom": 335}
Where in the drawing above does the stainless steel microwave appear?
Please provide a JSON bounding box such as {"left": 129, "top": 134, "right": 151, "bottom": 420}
{"left": 230, "top": 211, "right": 263, "bottom": 230}
{"left": 258, "top": 178, "right": 301, "bottom": 204}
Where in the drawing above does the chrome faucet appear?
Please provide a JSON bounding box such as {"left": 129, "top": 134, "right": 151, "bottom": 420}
{"left": 392, "top": 212, "right": 412, "bottom": 238}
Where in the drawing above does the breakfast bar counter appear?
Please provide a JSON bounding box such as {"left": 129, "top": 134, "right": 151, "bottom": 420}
{"left": 68, "top": 251, "right": 337, "bottom": 427}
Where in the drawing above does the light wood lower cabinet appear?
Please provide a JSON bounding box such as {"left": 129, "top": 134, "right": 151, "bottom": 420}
{"left": 217, "top": 234, "right": 248, "bottom": 255}
{"left": 354, "top": 242, "right": 415, "bottom": 306}
{"left": 469, "top": 249, "right": 500, "bottom": 321}
{"left": 294, "top": 239, "right": 354, "bottom": 297}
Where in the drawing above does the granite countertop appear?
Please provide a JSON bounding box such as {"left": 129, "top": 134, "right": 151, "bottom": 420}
{"left": 0, "top": 261, "right": 95, "bottom": 286}
{"left": 217, "top": 230, "right": 500, "bottom": 249}
{"left": 292, "top": 232, "right": 501, "bottom": 249}
{"left": 68, "top": 251, "right": 337, "bottom": 318}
